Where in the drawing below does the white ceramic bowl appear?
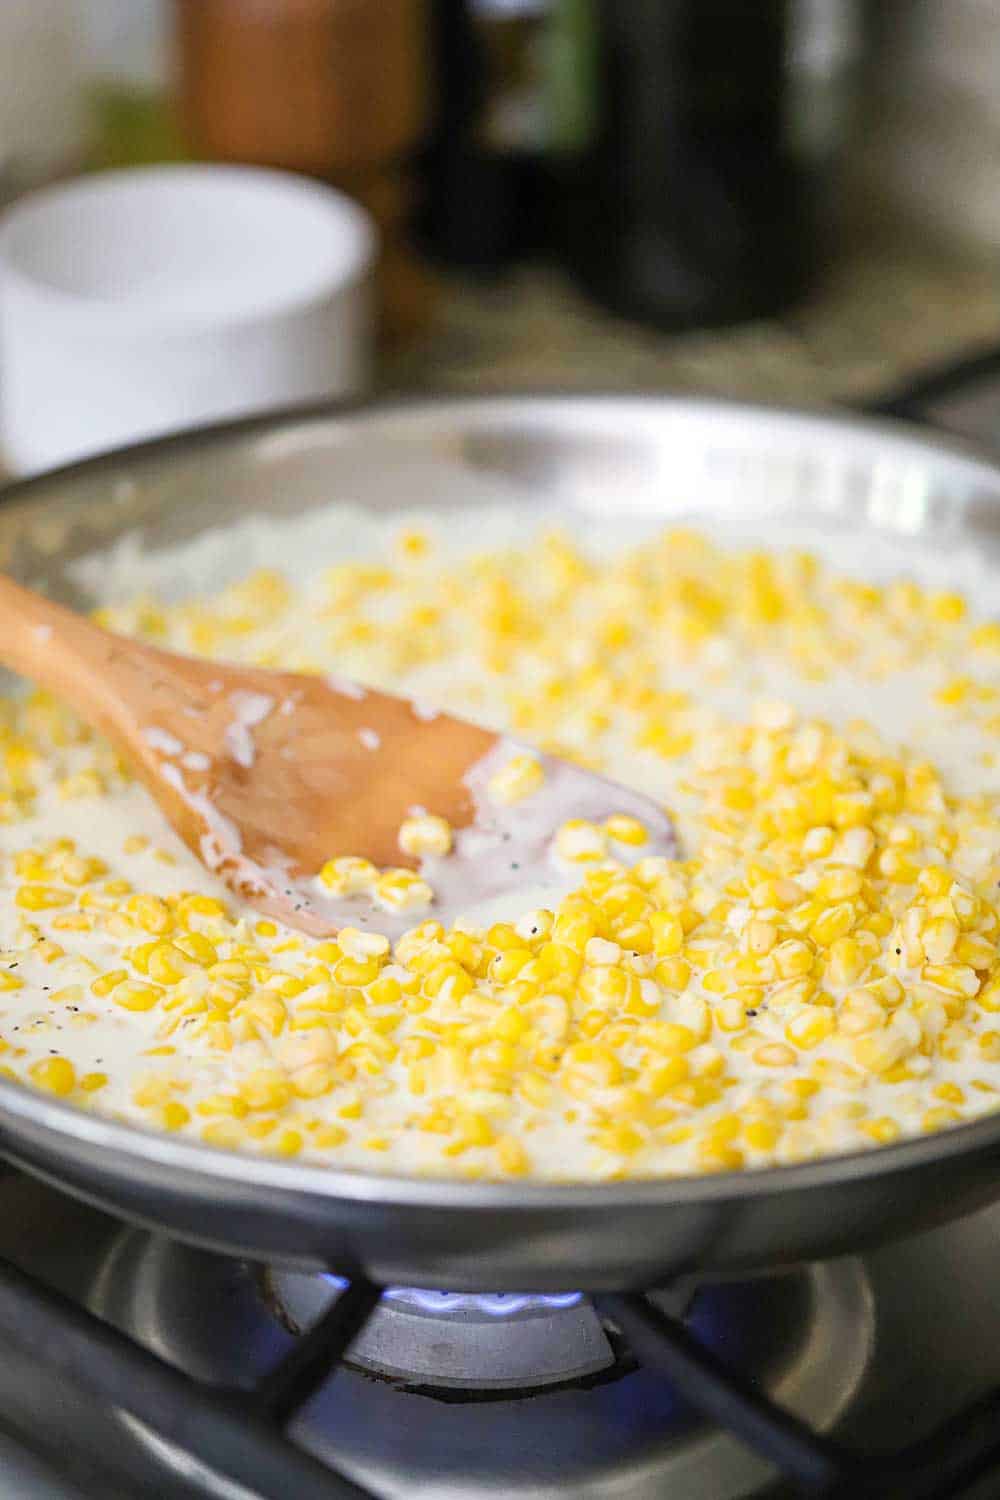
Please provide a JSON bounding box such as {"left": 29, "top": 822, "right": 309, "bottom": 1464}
{"left": 0, "top": 164, "right": 376, "bottom": 474}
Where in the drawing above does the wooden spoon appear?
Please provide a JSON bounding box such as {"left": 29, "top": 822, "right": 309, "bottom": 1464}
{"left": 0, "top": 575, "right": 678, "bottom": 936}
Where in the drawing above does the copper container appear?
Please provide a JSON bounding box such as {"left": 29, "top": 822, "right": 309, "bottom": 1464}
{"left": 175, "top": 0, "right": 433, "bottom": 341}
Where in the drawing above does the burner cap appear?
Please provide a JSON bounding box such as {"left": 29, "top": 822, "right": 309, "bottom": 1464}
{"left": 270, "top": 1273, "right": 613, "bottom": 1392}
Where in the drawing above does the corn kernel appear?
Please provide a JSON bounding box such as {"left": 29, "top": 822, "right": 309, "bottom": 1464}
{"left": 604, "top": 814, "right": 649, "bottom": 847}
{"left": 487, "top": 754, "right": 544, "bottom": 805}
{"left": 555, "top": 819, "right": 607, "bottom": 863}
{"left": 29, "top": 1057, "right": 76, "bottom": 1095}
{"left": 318, "top": 856, "right": 378, "bottom": 896}
{"left": 399, "top": 813, "right": 453, "bottom": 857}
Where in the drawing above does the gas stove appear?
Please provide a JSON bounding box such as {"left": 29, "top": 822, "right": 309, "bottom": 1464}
{"left": 3, "top": 1165, "right": 1000, "bottom": 1500}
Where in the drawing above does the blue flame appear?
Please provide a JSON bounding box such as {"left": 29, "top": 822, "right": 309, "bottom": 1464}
{"left": 323, "top": 1275, "right": 581, "bottom": 1316}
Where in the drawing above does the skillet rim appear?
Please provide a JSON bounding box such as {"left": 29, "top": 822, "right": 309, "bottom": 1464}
{"left": 3, "top": 387, "right": 1000, "bottom": 1213}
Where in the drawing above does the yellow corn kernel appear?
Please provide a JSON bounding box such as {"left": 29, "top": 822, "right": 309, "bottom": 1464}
{"left": 977, "top": 982, "right": 1000, "bottom": 1013}
{"left": 291, "top": 1064, "right": 335, "bottom": 1099}
{"left": 750, "top": 878, "right": 804, "bottom": 910}
{"left": 641, "top": 1056, "right": 690, "bottom": 1095}
{"left": 161, "top": 1100, "right": 191, "bottom": 1130}
{"left": 593, "top": 1122, "right": 645, "bottom": 1156}
{"left": 802, "top": 826, "right": 836, "bottom": 859}
{"left": 852, "top": 1030, "right": 912, "bottom": 1074}
{"left": 331, "top": 955, "right": 380, "bottom": 987}
{"left": 649, "top": 910, "right": 684, "bottom": 957}
{"left": 455, "top": 1111, "right": 494, "bottom": 1148}
{"left": 878, "top": 849, "right": 918, "bottom": 884}
{"left": 196, "top": 1092, "right": 249, "bottom": 1119}
{"left": 710, "top": 995, "right": 746, "bottom": 1033}
{"left": 239, "top": 1069, "right": 292, "bottom": 1111}
{"left": 16, "top": 885, "right": 73, "bottom": 911}
{"left": 745, "top": 919, "right": 778, "bottom": 956}
{"left": 955, "top": 934, "right": 996, "bottom": 969}
{"left": 922, "top": 963, "right": 980, "bottom": 999}
{"left": 810, "top": 903, "right": 856, "bottom": 948}
{"left": 971, "top": 620, "right": 1000, "bottom": 651}
{"left": 916, "top": 865, "right": 952, "bottom": 897}
{"left": 644, "top": 1022, "right": 697, "bottom": 1056}
{"left": 399, "top": 813, "right": 453, "bottom": 857}
{"left": 114, "top": 981, "right": 164, "bottom": 1012}
{"left": 838, "top": 989, "right": 886, "bottom": 1037}
{"left": 272, "top": 1129, "right": 304, "bottom": 1157}
{"left": 771, "top": 939, "right": 814, "bottom": 980}
{"left": 489, "top": 1007, "right": 525, "bottom": 1044}
{"left": 145, "top": 942, "right": 194, "bottom": 985}
{"left": 80, "top": 1071, "right": 109, "bottom": 1092}
{"left": 495, "top": 1135, "right": 530, "bottom": 1175}
{"left": 375, "top": 869, "right": 434, "bottom": 912}
{"left": 173, "top": 931, "right": 219, "bottom": 967}
{"left": 240, "top": 991, "right": 288, "bottom": 1037}
{"left": 744, "top": 1120, "right": 779, "bottom": 1153}
{"left": 338, "top": 927, "right": 391, "bottom": 962}
{"left": 487, "top": 754, "right": 545, "bottom": 805}
{"left": 654, "top": 957, "right": 691, "bottom": 991}
{"left": 704, "top": 1112, "right": 741, "bottom": 1143}
{"left": 176, "top": 893, "right": 227, "bottom": 922}
{"left": 921, "top": 1106, "right": 961, "bottom": 1132}
{"left": 53, "top": 850, "right": 88, "bottom": 884}
{"left": 519, "top": 1072, "right": 551, "bottom": 1108}
{"left": 860, "top": 1117, "right": 901, "bottom": 1145}
{"left": 555, "top": 819, "right": 607, "bottom": 863}
{"left": 129, "top": 894, "right": 173, "bottom": 935}
{"left": 318, "top": 856, "right": 378, "bottom": 896}
{"left": 867, "top": 975, "right": 904, "bottom": 1007}
{"left": 696, "top": 1139, "right": 744, "bottom": 1171}
{"left": 604, "top": 814, "right": 649, "bottom": 847}
{"left": 831, "top": 792, "right": 874, "bottom": 830}
{"left": 922, "top": 918, "right": 959, "bottom": 965}
{"left": 785, "top": 1008, "right": 835, "bottom": 1049}
{"left": 830, "top": 827, "right": 875, "bottom": 869}
{"left": 814, "top": 869, "right": 864, "bottom": 903}
{"left": 29, "top": 1057, "right": 76, "bottom": 1095}
{"left": 753, "top": 1043, "right": 796, "bottom": 1068}
{"left": 929, "top": 590, "right": 966, "bottom": 623}
{"left": 563, "top": 1042, "right": 623, "bottom": 1090}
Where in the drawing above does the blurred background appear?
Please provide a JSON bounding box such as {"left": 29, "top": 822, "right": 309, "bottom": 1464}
{"left": 1, "top": 0, "right": 999, "bottom": 431}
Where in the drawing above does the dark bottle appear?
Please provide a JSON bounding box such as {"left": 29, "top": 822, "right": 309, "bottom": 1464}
{"left": 549, "top": 0, "right": 862, "bottom": 330}
{"left": 419, "top": 0, "right": 553, "bottom": 272}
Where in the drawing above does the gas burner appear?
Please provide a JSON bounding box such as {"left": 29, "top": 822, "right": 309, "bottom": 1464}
{"left": 269, "top": 1271, "right": 611, "bottom": 1393}
{"left": 78, "top": 1217, "right": 874, "bottom": 1499}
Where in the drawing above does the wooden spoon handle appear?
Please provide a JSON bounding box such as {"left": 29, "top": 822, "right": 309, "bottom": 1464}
{"left": 0, "top": 573, "right": 155, "bottom": 737}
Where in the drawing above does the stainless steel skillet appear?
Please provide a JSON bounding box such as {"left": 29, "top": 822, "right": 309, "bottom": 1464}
{"left": 2, "top": 392, "right": 1000, "bottom": 1292}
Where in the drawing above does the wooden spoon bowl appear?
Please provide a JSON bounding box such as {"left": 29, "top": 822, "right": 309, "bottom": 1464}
{"left": 0, "top": 574, "right": 678, "bottom": 936}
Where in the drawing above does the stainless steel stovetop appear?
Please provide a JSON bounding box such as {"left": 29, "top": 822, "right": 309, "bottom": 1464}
{"left": 2, "top": 1164, "right": 1000, "bottom": 1500}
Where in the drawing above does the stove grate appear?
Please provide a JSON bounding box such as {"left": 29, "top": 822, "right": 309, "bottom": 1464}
{"left": 3, "top": 1249, "right": 1000, "bottom": 1500}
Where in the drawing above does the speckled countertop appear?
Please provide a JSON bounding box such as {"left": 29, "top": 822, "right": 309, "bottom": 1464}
{"left": 383, "top": 224, "right": 1000, "bottom": 409}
